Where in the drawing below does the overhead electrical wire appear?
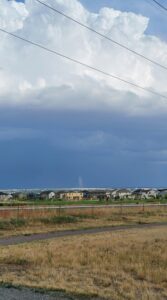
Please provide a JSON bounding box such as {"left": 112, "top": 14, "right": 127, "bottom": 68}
{"left": 36, "top": 0, "right": 167, "bottom": 71}
{"left": 150, "top": 0, "right": 167, "bottom": 11}
{"left": 0, "top": 27, "right": 167, "bottom": 100}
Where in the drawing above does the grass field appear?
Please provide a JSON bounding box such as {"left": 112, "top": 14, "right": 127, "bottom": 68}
{"left": 1, "top": 198, "right": 167, "bottom": 207}
{"left": 0, "top": 226, "right": 167, "bottom": 299}
{"left": 0, "top": 206, "right": 167, "bottom": 237}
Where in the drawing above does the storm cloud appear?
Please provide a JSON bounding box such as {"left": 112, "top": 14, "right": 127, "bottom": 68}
{"left": 0, "top": 0, "right": 167, "bottom": 188}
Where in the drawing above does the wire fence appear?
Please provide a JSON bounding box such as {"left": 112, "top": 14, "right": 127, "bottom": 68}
{"left": 0, "top": 203, "right": 166, "bottom": 220}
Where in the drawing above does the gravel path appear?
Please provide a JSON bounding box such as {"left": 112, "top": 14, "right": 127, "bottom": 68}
{"left": 0, "top": 222, "right": 167, "bottom": 246}
{"left": 0, "top": 287, "right": 103, "bottom": 300}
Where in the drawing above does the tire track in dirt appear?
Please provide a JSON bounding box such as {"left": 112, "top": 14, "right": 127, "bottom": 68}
{"left": 0, "top": 222, "right": 167, "bottom": 246}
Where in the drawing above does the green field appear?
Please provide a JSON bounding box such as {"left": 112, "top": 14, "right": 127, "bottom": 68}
{"left": 0, "top": 197, "right": 167, "bottom": 207}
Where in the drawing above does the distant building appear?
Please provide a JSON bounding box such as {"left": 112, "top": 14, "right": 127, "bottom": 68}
{"left": 106, "top": 192, "right": 111, "bottom": 200}
{"left": 60, "top": 191, "right": 86, "bottom": 201}
{"left": 0, "top": 192, "right": 13, "bottom": 201}
{"left": 40, "top": 191, "right": 56, "bottom": 200}
{"left": 158, "top": 189, "right": 167, "bottom": 197}
{"left": 111, "top": 189, "right": 131, "bottom": 199}
{"left": 87, "top": 190, "right": 108, "bottom": 200}
{"left": 12, "top": 192, "right": 27, "bottom": 200}
{"left": 27, "top": 192, "right": 40, "bottom": 200}
{"left": 147, "top": 189, "right": 159, "bottom": 198}
{"left": 132, "top": 189, "right": 159, "bottom": 199}
{"left": 48, "top": 192, "right": 56, "bottom": 199}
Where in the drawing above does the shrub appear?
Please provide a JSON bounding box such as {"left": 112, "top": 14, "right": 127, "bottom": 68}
{"left": 0, "top": 218, "right": 26, "bottom": 230}
{"left": 10, "top": 218, "right": 27, "bottom": 227}
{"left": 0, "top": 220, "right": 9, "bottom": 230}
{"left": 40, "top": 215, "right": 78, "bottom": 225}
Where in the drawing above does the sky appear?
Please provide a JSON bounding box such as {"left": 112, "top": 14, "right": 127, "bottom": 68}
{"left": 0, "top": 0, "right": 167, "bottom": 189}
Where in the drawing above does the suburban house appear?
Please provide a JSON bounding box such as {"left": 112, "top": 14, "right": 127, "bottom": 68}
{"left": 40, "top": 191, "right": 56, "bottom": 200}
{"left": 26, "top": 192, "right": 40, "bottom": 200}
{"left": 132, "top": 189, "right": 159, "bottom": 199}
{"left": 106, "top": 192, "right": 111, "bottom": 200}
{"left": 48, "top": 192, "right": 56, "bottom": 199}
{"left": 12, "top": 192, "right": 27, "bottom": 200}
{"left": 0, "top": 192, "right": 13, "bottom": 201}
{"left": 147, "top": 189, "right": 159, "bottom": 198}
{"left": 158, "top": 189, "right": 167, "bottom": 198}
{"left": 111, "top": 189, "right": 131, "bottom": 199}
{"left": 88, "top": 190, "right": 109, "bottom": 200}
{"left": 60, "top": 191, "right": 86, "bottom": 201}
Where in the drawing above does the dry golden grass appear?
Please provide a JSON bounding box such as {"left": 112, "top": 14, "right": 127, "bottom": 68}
{"left": 0, "top": 226, "right": 167, "bottom": 299}
{"left": 1, "top": 205, "right": 166, "bottom": 220}
{"left": 0, "top": 206, "right": 167, "bottom": 238}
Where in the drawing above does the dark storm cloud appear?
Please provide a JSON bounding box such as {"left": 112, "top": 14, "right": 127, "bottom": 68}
{"left": 0, "top": 107, "right": 167, "bottom": 188}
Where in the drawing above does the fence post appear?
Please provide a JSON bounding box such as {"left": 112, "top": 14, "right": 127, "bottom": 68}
{"left": 120, "top": 203, "right": 123, "bottom": 214}
{"left": 17, "top": 203, "right": 19, "bottom": 220}
{"left": 142, "top": 203, "right": 145, "bottom": 212}
{"left": 58, "top": 205, "right": 61, "bottom": 217}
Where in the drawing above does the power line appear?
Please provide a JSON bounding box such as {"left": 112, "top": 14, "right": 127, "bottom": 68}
{"left": 0, "top": 27, "right": 167, "bottom": 100}
{"left": 36, "top": 0, "right": 167, "bottom": 71}
{"left": 151, "top": 0, "right": 167, "bottom": 11}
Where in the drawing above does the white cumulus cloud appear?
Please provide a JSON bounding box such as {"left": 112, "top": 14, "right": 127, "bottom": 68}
{"left": 0, "top": 0, "right": 167, "bottom": 114}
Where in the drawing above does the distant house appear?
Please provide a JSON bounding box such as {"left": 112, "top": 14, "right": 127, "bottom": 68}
{"left": 0, "top": 192, "right": 13, "bottom": 201}
{"left": 158, "top": 189, "right": 167, "bottom": 198}
{"left": 111, "top": 189, "right": 131, "bottom": 199}
{"left": 27, "top": 193, "right": 40, "bottom": 200}
{"left": 60, "top": 191, "right": 86, "bottom": 201}
{"left": 118, "top": 189, "right": 131, "bottom": 199}
{"left": 48, "top": 192, "right": 56, "bottom": 199}
{"left": 0, "top": 192, "right": 7, "bottom": 201}
{"left": 132, "top": 189, "right": 142, "bottom": 199}
{"left": 147, "top": 189, "right": 159, "bottom": 198}
{"left": 106, "top": 192, "right": 111, "bottom": 200}
{"left": 132, "top": 189, "right": 159, "bottom": 200}
{"left": 110, "top": 189, "right": 117, "bottom": 199}
{"left": 39, "top": 191, "right": 56, "bottom": 200}
{"left": 141, "top": 191, "right": 150, "bottom": 200}
{"left": 88, "top": 191, "right": 108, "bottom": 200}
{"left": 12, "top": 192, "right": 27, "bottom": 200}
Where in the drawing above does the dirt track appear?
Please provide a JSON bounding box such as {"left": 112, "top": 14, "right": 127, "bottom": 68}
{"left": 0, "top": 222, "right": 167, "bottom": 246}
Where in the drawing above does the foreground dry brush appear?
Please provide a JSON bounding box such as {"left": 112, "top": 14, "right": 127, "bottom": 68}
{"left": 0, "top": 206, "right": 167, "bottom": 237}
{"left": 0, "top": 226, "right": 167, "bottom": 299}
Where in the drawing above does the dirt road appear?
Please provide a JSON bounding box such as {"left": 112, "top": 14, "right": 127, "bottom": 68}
{"left": 0, "top": 286, "right": 103, "bottom": 300}
{"left": 0, "top": 222, "right": 167, "bottom": 246}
